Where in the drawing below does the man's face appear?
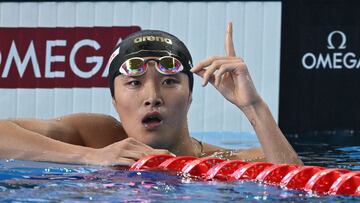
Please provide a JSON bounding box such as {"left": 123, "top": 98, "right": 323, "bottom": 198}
{"left": 113, "top": 57, "right": 192, "bottom": 149}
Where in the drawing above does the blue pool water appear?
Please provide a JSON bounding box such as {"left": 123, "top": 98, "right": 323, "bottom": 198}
{"left": 0, "top": 131, "right": 359, "bottom": 202}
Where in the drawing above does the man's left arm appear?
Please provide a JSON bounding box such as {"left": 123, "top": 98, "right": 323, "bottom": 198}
{"left": 191, "top": 22, "right": 303, "bottom": 165}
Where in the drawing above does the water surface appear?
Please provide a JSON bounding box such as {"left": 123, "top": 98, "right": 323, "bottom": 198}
{"left": 0, "top": 131, "right": 359, "bottom": 202}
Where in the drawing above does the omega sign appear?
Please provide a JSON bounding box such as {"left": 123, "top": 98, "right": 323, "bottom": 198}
{"left": 0, "top": 26, "right": 140, "bottom": 88}
{"left": 301, "top": 30, "right": 360, "bottom": 70}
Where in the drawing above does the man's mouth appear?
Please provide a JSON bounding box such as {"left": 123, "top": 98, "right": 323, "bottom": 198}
{"left": 141, "top": 112, "right": 163, "bottom": 130}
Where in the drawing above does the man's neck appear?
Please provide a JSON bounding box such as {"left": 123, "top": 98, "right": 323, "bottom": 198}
{"left": 169, "top": 133, "right": 201, "bottom": 157}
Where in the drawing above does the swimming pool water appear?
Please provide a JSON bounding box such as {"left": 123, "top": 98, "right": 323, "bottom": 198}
{"left": 0, "top": 131, "right": 359, "bottom": 202}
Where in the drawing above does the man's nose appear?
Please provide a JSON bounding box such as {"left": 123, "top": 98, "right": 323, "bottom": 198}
{"left": 143, "top": 86, "right": 163, "bottom": 107}
{"left": 144, "top": 96, "right": 163, "bottom": 107}
{"left": 143, "top": 71, "right": 163, "bottom": 107}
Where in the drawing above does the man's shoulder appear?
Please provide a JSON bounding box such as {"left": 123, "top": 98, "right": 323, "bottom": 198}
{"left": 56, "top": 113, "right": 123, "bottom": 138}
{"left": 57, "top": 113, "right": 125, "bottom": 147}
{"left": 57, "top": 113, "right": 119, "bottom": 125}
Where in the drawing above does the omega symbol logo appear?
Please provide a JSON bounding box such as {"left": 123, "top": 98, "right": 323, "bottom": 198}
{"left": 327, "top": 30, "right": 347, "bottom": 50}
{"left": 301, "top": 30, "right": 360, "bottom": 70}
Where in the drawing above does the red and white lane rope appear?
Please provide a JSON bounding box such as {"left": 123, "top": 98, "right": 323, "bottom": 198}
{"left": 129, "top": 154, "right": 360, "bottom": 196}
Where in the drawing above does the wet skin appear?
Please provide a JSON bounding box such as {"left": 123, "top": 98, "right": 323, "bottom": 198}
{"left": 113, "top": 59, "right": 193, "bottom": 151}
{"left": 0, "top": 23, "right": 303, "bottom": 166}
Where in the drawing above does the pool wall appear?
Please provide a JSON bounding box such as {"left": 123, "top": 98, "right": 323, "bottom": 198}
{"left": 0, "top": 1, "right": 282, "bottom": 134}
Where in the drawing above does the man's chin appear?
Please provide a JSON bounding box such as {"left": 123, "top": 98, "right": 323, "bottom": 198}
{"left": 140, "top": 134, "right": 171, "bottom": 149}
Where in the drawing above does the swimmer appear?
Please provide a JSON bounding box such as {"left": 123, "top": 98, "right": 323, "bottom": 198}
{"left": 0, "top": 23, "right": 303, "bottom": 166}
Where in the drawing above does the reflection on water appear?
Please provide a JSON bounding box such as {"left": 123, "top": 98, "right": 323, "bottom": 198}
{"left": 0, "top": 131, "right": 359, "bottom": 202}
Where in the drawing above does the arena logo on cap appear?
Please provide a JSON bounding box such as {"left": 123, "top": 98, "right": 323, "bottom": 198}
{"left": 301, "top": 30, "right": 360, "bottom": 70}
{"left": 134, "top": 36, "right": 172, "bottom": 45}
{"left": 0, "top": 26, "right": 140, "bottom": 88}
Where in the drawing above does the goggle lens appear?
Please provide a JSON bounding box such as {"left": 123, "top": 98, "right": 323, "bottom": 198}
{"left": 119, "top": 56, "right": 183, "bottom": 76}
{"left": 158, "top": 57, "right": 183, "bottom": 74}
{"left": 120, "top": 58, "right": 145, "bottom": 76}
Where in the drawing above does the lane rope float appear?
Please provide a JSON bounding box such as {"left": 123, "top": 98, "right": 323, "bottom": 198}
{"left": 129, "top": 154, "right": 360, "bottom": 196}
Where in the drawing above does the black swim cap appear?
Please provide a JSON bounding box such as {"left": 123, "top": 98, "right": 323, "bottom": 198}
{"left": 108, "top": 30, "right": 194, "bottom": 97}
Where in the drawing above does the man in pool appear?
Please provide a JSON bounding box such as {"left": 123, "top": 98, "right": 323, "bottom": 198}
{"left": 0, "top": 23, "right": 303, "bottom": 166}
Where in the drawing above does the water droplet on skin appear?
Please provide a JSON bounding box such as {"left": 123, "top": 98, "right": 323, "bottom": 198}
{"left": 205, "top": 150, "right": 238, "bottom": 160}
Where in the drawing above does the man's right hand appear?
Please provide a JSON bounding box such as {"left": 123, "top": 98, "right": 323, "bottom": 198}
{"left": 85, "top": 138, "right": 173, "bottom": 166}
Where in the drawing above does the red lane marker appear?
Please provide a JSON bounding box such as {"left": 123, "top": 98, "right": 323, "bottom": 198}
{"left": 280, "top": 166, "right": 324, "bottom": 190}
{"left": 355, "top": 185, "right": 360, "bottom": 196}
{"left": 182, "top": 157, "right": 225, "bottom": 177}
{"left": 328, "top": 172, "right": 360, "bottom": 196}
{"left": 229, "top": 162, "right": 273, "bottom": 181}
{"left": 129, "top": 161, "right": 141, "bottom": 171}
{"left": 128, "top": 155, "right": 360, "bottom": 196}
{"left": 158, "top": 156, "right": 197, "bottom": 171}
{"left": 304, "top": 169, "right": 350, "bottom": 194}
{"left": 256, "top": 164, "right": 298, "bottom": 184}
{"left": 205, "top": 160, "right": 248, "bottom": 181}
{"left": 130, "top": 154, "right": 175, "bottom": 170}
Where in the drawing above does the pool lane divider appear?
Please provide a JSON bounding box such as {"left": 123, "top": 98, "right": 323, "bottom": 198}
{"left": 129, "top": 154, "right": 360, "bottom": 196}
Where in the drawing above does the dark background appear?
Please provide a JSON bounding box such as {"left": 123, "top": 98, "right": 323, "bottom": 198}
{"left": 279, "top": 0, "right": 360, "bottom": 133}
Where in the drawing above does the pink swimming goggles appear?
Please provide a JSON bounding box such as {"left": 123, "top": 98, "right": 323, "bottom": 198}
{"left": 119, "top": 56, "right": 184, "bottom": 77}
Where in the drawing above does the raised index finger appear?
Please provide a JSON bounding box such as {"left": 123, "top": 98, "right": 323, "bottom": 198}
{"left": 225, "top": 22, "right": 236, "bottom": 57}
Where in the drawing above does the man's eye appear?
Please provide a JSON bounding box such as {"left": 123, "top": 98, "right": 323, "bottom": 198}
{"left": 163, "top": 78, "right": 178, "bottom": 85}
{"left": 127, "top": 80, "right": 141, "bottom": 87}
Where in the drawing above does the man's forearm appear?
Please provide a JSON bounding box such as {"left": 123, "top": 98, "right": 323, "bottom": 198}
{"left": 241, "top": 100, "right": 303, "bottom": 165}
{"left": 0, "top": 121, "right": 93, "bottom": 164}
